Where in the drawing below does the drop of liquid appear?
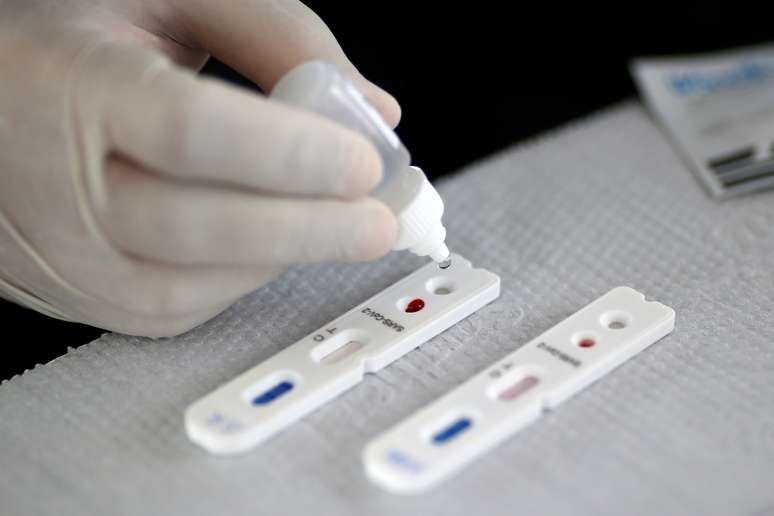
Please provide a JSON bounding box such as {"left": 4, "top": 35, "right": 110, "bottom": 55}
{"left": 405, "top": 298, "right": 425, "bottom": 313}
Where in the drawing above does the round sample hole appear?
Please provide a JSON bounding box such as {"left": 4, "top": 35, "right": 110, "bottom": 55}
{"left": 571, "top": 331, "right": 600, "bottom": 349}
{"left": 426, "top": 277, "right": 456, "bottom": 296}
{"left": 404, "top": 298, "right": 425, "bottom": 313}
{"left": 600, "top": 310, "right": 632, "bottom": 330}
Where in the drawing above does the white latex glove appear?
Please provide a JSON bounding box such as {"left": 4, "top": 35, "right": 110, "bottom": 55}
{"left": 0, "top": 0, "right": 401, "bottom": 337}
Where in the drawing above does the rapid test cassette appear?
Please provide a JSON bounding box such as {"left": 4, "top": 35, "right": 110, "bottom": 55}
{"left": 185, "top": 255, "right": 500, "bottom": 454}
{"left": 363, "top": 287, "right": 675, "bottom": 494}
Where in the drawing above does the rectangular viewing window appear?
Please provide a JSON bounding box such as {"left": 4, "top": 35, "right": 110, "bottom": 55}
{"left": 310, "top": 329, "right": 369, "bottom": 364}
{"left": 497, "top": 375, "right": 540, "bottom": 401}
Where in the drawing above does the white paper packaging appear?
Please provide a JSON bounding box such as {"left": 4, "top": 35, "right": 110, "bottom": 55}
{"left": 632, "top": 44, "right": 774, "bottom": 198}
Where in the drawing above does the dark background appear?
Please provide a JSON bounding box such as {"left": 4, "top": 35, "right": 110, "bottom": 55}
{"left": 2, "top": 3, "right": 771, "bottom": 381}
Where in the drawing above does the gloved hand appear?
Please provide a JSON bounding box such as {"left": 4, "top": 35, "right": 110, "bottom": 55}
{"left": 0, "top": 0, "right": 401, "bottom": 337}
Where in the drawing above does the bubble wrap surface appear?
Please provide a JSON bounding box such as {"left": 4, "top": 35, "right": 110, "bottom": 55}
{"left": 2, "top": 102, "right": 773, "bottom": 516}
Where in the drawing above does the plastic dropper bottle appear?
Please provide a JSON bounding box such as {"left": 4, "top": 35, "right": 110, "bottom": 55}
{"left": 270, "top": 61, "right": 451, "bottom": 266}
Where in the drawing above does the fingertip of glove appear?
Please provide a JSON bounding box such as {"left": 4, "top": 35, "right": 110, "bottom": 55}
{"left": 351, "top": 199, "right": 397, "bottom": 261}
{"left": 374, "top": 89, "right": 402, "bottom": 129}
{"left": 338, "top": 133, "right": 383, "bottom": 198}
{"left": 355, "top": 76, "right": 402, "bottom": 129}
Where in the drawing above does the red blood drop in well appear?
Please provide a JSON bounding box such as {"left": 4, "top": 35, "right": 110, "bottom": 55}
{"left": 579, "top": 338, "right": 595, "bottom": 348}
{"left": 405, "top": 298, "right": 425, "bottom": 313}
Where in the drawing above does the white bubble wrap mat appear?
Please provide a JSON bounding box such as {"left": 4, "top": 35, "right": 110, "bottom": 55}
{"left": 2, "top": 103, "right": 773, "bottom": 516}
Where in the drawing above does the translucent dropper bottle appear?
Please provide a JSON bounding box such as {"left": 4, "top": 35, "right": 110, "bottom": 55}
{"left": 270, "top": 61, "right": 451, "bottom": 266}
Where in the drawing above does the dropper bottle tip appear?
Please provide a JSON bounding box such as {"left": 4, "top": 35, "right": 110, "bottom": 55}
{"left": 430, "top": 243, "right": 451, "bottom": 268}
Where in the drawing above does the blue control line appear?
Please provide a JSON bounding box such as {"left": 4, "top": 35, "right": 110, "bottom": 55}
{"left": 252, "top": 381, "right": 294, "bottom": 405}
{"left": 432, "top": 417, "right": 472, "bottom": 445}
